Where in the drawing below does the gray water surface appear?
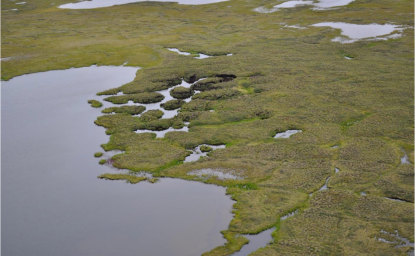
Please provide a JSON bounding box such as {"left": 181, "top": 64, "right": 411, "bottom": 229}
{"left": 311, "top": 22, "right": 404, "bottom": 43}
{"left": 1, "top": 65, "right": 234, "bottom": 256}
{"left": 233, "top": 228, "right": 275, "bottom": 256}
{"left": 60, "top": 0, "right": 228, "bottom": 9}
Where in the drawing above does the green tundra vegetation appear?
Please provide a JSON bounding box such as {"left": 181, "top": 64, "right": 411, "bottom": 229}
{"left": 87, "top": 99, "right": 103, "bottom": 108}
{"left": 2, "top": 0, "right": 413, "bottom": 255}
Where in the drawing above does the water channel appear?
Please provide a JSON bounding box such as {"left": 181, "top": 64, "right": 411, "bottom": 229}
{"left": 1, "top": 65, "right": 234, "bottom": 256}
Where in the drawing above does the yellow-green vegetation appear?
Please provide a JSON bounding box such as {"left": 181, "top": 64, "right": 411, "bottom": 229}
{"left": 98, "top": 173, "right": 147, "bottom": 184}
{"left": 104, "top": 92, "right": 164, "bottom": 104}
{"left": 98, "top": 159, "right": 107, "bottom": 165}
{"left": 170, "top": 86, "right": 194, "bottom": 99}
{"left": 200, "top": 145, "right": 213, "bottom": 152}
{"left": 87, "top": 99, "right": 103, "bottom": 108}
{"left": 101, "top": 105, "right": 146, "bottom": 115}
{"left": 161, "top": 99, "right": 185, "bottom": 110}
{"left": 2, "top": 0, "right": 413, "bottom": 255}
{"left": 138, "top": 109, "right": 164, "bottom": 122}
{"left": 94, "top": 152, "right": 103, "bottom": 157}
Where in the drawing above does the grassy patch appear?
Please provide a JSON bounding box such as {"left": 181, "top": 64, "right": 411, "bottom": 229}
{"left": 98, "top": 174, "right": 147, "bottom": 184}
{"left": 87, "top": 100, "right": 103, "bottom": 108}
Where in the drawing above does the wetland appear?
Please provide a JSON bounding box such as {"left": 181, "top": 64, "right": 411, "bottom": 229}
{"left": 1, "top": 0, "right": 414, "bottom": 255}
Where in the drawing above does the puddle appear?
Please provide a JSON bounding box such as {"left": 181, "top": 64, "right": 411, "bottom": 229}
{"left": 376, "top": 230, "right": 414, "bottom": 250}
{"left": 184, "top": 144, "right": 226, "bottom": 163}
{"left": 385, "top": 197, "right": 406, "bottom": 203}
{"left": 233, "top": 228, "right": 275, "bottom": 256}
{"left": 195, "top": 53, "right": 211, "bottom": 59}
{"left": 16, "top": 1, "right": 26, "bottom": 3}
{"left": 331, "top": 145, "right": 339, "bottom": 148}
{"left": 401, "top": 151, "right": 411, "bottom": 165}
{"left": 167, "top": 48, "right": 232, "bottom": 59}
{"left": 60, "top": 0, "right": 229, "bottom": 9}
{"left": 311, "top": 22, "right": 405, "bottom": 43}
{"left": 167, "top": 48, "right": 191, "bottom": 56}
{"left": 361, "top": 192, "right": 367, "bottom": 196}
{"left": 318, "top": 177, "right": 330, "bottom": 191}
{"left": 335, "top": 167, "right": 340, "bottom": 173}
{"left": 274, "top": 130, "right": 302, "bottom": 138}
{"left": 280, "top": 209, "right": 299, "bottom": 220}
{"left": 188, "top": 169, "right": 244, "bottom": 180}
{"left": 285, "top": 25, "right": 307, "bottom": 29}
{"left": 344, "top": 56, "right": 353, "bottom": 60}
{"left": 136, "top": 125, "right": 189, "bottom": 138}
{"left": 2, "top": 65, "right": 234, "bottom": 256}
{"left": 1, "top": 57, "right": 13, "bottom": 61}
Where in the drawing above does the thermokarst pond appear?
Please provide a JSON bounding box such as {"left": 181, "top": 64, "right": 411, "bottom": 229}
{"left": 1, "top": 66, "right": 234, "bottom": 256}
{"left": 311, "top": 22, "right": 406, "bottom": 43}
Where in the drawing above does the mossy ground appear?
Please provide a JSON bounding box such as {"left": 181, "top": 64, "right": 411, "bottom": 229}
{"left": 2, "top": 0, "right": 413, "bottom": 255}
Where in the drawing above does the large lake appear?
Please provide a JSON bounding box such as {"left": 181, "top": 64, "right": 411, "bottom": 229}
{"left": 1, "top": 65, "right": 234, "bottom": 256}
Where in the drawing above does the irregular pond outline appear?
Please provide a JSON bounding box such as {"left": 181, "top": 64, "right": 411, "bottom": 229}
{"left": 233, "top": 227, "right": 275, "bottom": 256}
{"left": 187, "top": 168, "right": 244, "bottom": 180}
{"left": 167, "top": 48, "right": 233, "bottom": 59}
{"left": 274, "top": 130, "right": 302, "bottom": 138}
{"left": 184, "top": 144, "right": 226, "bottom": 163}
{"left": 311, "top": 22, "right": 405, "bottom": 43}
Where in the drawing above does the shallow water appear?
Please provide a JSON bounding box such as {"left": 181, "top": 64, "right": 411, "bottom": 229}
{"left": 401, "top": 151, "right": 411, "bottom": 164}
{"left": 274, "top": 0, "right": 313, "bottom": 8}
{"left": 167, "top": 48, "right": 232, "bottom": 59}
{"left": 274, "top": 130, "right": 302, "bottom": 138}
{"left": 281, "top": 209, "right": 299, "bottom": 220}
{"left": 233, "top": 228, "right": 275, "bottom": 256}
{"left": 184, "top": 144, "right": 226, "bottom": 162}
{"left": 377, "top": 230, "right": 414, "bottom": 250}
{"left": 318, "top": 177, "right": 330, "bottom": 191}
{"left": 311, "top": 22, "right": 404, "bottom": 43}
{"left": 60, "top": 0, "right": 228, "bottom": 9}
{"left": 313, "top": 0, "right": 355, "bottom": 8}
{"left": 253, "top": 0, "right": 354, "bottom": 13}
{"left": 188, "top": 169, "right": 243, "bottom": 180}
{"left": 1, "top": 65, "right": 234, "bottom": 256}
{"left": 133, "top": 78, "right": 202, "bottom": 136}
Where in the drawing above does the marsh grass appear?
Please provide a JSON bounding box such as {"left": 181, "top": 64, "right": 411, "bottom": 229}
{"left": 87, "top": 100, "right": 103, "bottom": 108}
{"left": 2, "top": 0, "right": 413, "bottom": 254}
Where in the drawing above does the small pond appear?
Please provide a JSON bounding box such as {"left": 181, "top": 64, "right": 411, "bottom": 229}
{"left": 1, "top": 65, "right": 234, "bottom": 256}
{"left": 311, "top": 22, "right": 404, "bottom": 43}
{"left": 253, "top": 0, "right": 355, "bottom": 13}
